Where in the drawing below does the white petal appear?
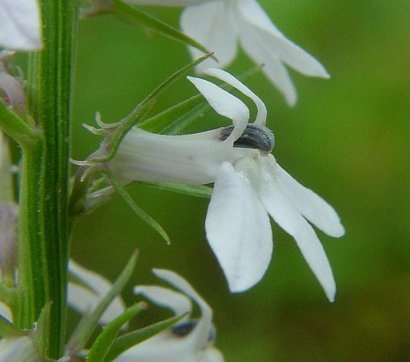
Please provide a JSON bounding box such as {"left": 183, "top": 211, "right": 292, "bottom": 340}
{"left": 202, "top": 347, "right": 225, "bottom": 362}
{"left": 118, "top": 270, "right": 222, "bottom": 362}
{"left": 252, "top": 28, "right": 329, "bottom": 79}
{"left": 236, "top": 0, "right": 284, "bottom": 38}
{"left": 0, "top": 0, "right": 42, "bottom": 50}
{"left": 115, "top": 332, "right": 197, "bottom": 362}
{"left": 258, "top": 158, "right": 336, "bottom": 301}
{"left": 0, "top": 301, "right": 12, "bottom": 322}
{"left": 133, "top": 285, "right": 192, "bottom": 316}
{"left": 263, "top": 55, "right": 297, "bottom": 107}
{"left": 187, "top": 76, "right": 249, "bottom": 140}
{"left": 68, "top": 260, "right": 126, "bottom": 324}
{"left": 235, "top": 12, "right": 297, "bottom": 106}
{"left": 111, "top": 127, "right": 254, "bottom": 185}
{"left": 205, "top": 161, "right": 272, "bottom": 293}
{"left": 152, "top": 269, "right": 204, "bottom": 307}
{"left": 0, "top": 336, "right": 39, "bottom": 362}
{"left": 204, "top": 68, "right": 267, "bottom": 125}
{"left": 153, "top": 269, "right": 212, "bottom": 350}
{"left": 276, "top": 165, "right": 345, "bottom": 237}
{"left": 180, "top": 1, "right": 238, "bottom": 71}
{"left": 237, "top": 0, "right": 329, "bottom": 78}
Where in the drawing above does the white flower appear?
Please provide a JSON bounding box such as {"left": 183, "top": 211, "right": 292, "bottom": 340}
{"left": 0, "top": 259, "right": 125, "bottom": 328}
{"left": 0, "top": 336, "right": 41, "bottom": 362}
{"left": 128, "top": 0, "right": 329, "bottom": 106}
{"left": 116, "top": 268, "right": 223, "bottom": 362}
{"left": 0, "top": 0, "right": 43, "bottom": 50}
{"left": 67, "top": 259, "right": 126, "bottom": 324}
{"left": 110, "top": 68, "right": 344, "bottom": 301}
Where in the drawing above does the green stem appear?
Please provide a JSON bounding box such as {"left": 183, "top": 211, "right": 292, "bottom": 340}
{"left": 17, "top": 137, "right": 47, "bottom": 329}
{"left": 26, "top": 1, "right": 79, "bottom": 358}
{"left": 0, "top": 61, "right": 48, "bottom": 334}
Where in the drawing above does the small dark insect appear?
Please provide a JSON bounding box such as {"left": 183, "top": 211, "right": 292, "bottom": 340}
{"left": 220, "top": 124, "right": 274, "bottom": 154}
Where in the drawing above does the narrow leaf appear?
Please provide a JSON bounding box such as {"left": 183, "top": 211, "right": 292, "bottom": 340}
{"left": 142, "top": 182, "right": 212, "bottom": 199}
{"left": 103, "top": 171, "right": 170, "bottom": 244}
{"left": 104, "top": 313, "right": 186, "bottom": 362}
{"left": 162, "top": 101, "right": 211, "bottom": 135}
{"left": 112, "top": 0, "right": 212, "bottom": 57}
{"left": 86, "top": 303, "right": 144, "bottom": 362}
{"left": 32, "top": 303, "right": 51, "bottom": 358}
{"left": 139, "top": 94, "right": 209, "bottom": 134}
{"left": 67, "top": 252, "right": 138, "bottom": 351}
{"left": 139, "top": 53, "right": 213, "bottom": 117}
{"left": 0, "top": 283, "right": 16, "bottom": 306}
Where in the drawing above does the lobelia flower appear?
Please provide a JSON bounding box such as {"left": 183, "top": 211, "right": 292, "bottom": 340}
{"left": 0, "top": 0, "right": 43, "bottom": 51}
{"left": 0, "top": 260, "right": 126, "bottom": 329}
{"left": 0, "top": 259, "right": 125, "bottom": 362}
{"left": 0, "top": 260, "right": 126, "bottom": 361}
{"left": 116, "top": 268, "right": 223, "bottom": 362}
{"left": 67, "top": 262, "right": 222, "bottom": 361}
{"left": 127, "top": 0, "right": 329, "bottom": 106}
{"left": 67, "top": 259, "right": 126, "bottom": 324}
{"left": 109, "top": 68, "right": 344, "bottom": 301}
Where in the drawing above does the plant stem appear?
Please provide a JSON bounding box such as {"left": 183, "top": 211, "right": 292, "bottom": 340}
{"left": 17, "top": 136, "right": 47, "bottom": 328}
{"left": 26, "top": 0, "right": 79, "bottom": 358}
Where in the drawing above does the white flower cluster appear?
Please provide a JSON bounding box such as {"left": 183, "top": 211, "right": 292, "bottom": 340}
{"left": 0, "top": 1, "right": 343, "bottom": 361}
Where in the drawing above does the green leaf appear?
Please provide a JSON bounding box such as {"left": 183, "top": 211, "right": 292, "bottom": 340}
{"left": 0, "top": 283, "right": 16, "bottom": 306}
{"left": 142, "top": 182, "right": 212, "bottom": 199}
{"left": 86, "top": 303, "right": 144, "bottom": 362}
{"left": 32, "top": 303, "right": 51, "bottom": 358}
{"left": 104, "top": 313, "right": 186, "bottom": 362}
{"left": 138, "top": 94, "right": 210, "bottom": 134}
{"left": 112, "top": 0, "right": 213, "bottom": 57}
{"left": 103, "top": 171, "right": 171, "bottom": 244}
{"left": 67, "top": 252, "right": 138, "bottom": 352}
{"left": 162, "top": 103, "right": 212, "bottom": 136}
{"left": 0, "top": 99, "right": 38, "bottom": 149}
{"left": 0, "top": 315, "right": 25, "bottom": 338}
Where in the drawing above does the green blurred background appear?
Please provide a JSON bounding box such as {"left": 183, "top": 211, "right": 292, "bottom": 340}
{"left": 70, "top": 0, "right": 409, "bottom": 361}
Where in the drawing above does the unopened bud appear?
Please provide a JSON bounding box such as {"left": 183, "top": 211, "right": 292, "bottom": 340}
{"left": 0, "top": 203, "right": 18, "bottom": 276}
{"left": 0, "top": 61, "right": 27, "bottom": 115}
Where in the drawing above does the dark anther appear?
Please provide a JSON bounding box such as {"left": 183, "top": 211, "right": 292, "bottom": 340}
{"left": 171, "top": 319, "right": 217, "bottom": 342}
{"left": 171, "top": 320, "right": 198, "bottom": 337}
{"left": 220, "top": 124, "right": 274, "bottom": 154}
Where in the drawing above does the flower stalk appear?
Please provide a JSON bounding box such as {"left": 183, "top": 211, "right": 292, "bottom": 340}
{"left": 20, "top": 0, "right": 80, "bottom": 358}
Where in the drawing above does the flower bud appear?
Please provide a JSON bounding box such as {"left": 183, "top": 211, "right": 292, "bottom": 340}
{"left": 0, "top": 60, "right": 27, "bottom": 115}
{"left": 0, "top": 202, "right": 18, "bottom": 277}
